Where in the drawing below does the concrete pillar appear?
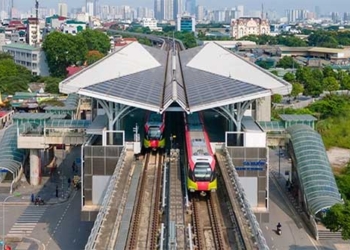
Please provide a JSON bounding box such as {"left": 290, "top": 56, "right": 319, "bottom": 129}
{"left": 30, "top": 149, "right": 41, "bottom": 186}
{"left": 255, "top": 96, "right": 271, "bottom": 122}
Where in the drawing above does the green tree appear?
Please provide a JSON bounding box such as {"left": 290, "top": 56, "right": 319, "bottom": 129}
{"left": 283, "top": 72, "right": 296, "bottom": 82}
{"left": 323, "top": 66, "right": 336, "bottom": 78}
{"left": 291, "top": 82, "right": 304, "bottom": 97}
{"left": 270, "top": 70, "right": 279, "bottom": 76}
{"left": 272, "top": 94, "right": 282, "bottom": 103}
{"left": 0, "top": 76, "right": 29, "bottom": 94}
{"left": 339, "top": 75, "right": 350, "bottom": 90}
{"left": 322, "top": 202, "right": 350, "bottom": 240}
{"left": 0, "top": 52, "right": 13, "bottom": 60}
{"left": 276, "top": 56, "right": 298, "bottom": 69}
{"left": 43, "top": 31, "right": 88, "bottom": 77}
{"left": 322, "top": 76, "right": 340, "bottom": 92}
{"left": 308, "top": 30, "right": 339, "bottom": 48}
{"left": 77, "top": 29, "right": 111, "bottom": 55}
{"left": 256, "top": 60, "right": 268, "bottom": 69}
{"left": 40, "top": 76, "right": 63, "bottom": 94}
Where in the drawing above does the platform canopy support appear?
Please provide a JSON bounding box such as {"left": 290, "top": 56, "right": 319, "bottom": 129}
{"left": 97, "top": 100, "right": 135, "bottom": 145}
{"left": 214, "top": 100, "right": 254, "bottom": 144}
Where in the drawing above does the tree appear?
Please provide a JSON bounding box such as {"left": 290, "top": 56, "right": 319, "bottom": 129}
{"left": 322, "top": 202, "right": 350, "bottom": 240}
{"left": 323, "top": 66, "right": 336, "bottom": 78}
{"left": 276, "top": 56, "right": 298, "bottom": 69}
{"left": 40, "top": 76, "right": 63, "bottom": 94}
{"left": 322, "top": 76, "right": 340, "bottom": 92}
{"left": 283, "top": 72, "right": 295, "bottom": 82}
{"left": 270, "top": 70, "right": 279, "bottom": 76}
{"left": 77, "top": 29, "right": 111, "bottom": 55}
{"left": 291, "top": 82, "right": 304, "bottom": 97}
{"left": 272, "top": 94, "right": 282, "bottom": 103}
{"left": 86, "top": 50, "right": 104, "bottom": 65}
{"left": 43, "top": 31, "right": 88, "bottom": 77}
{"left": 0, "top": 52, "right": 13, "bottom": 60}
{"left": 0, "top": 58, "right": 32, "bottom": 94}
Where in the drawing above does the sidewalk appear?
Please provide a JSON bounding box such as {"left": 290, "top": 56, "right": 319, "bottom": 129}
{"left": 0, "top": 146, "right": 81, "bottom": 205}
{"left": 2, "top": 236, "right": 44, "bottom": 250}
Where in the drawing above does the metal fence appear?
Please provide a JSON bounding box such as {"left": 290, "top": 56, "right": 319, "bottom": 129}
{"left": 84, "top": 147, "right": 126, "bottom": 250}
{"left": 224, "top": 148, "right": 270, "bottom": 250}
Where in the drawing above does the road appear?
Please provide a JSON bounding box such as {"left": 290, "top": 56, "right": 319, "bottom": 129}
{"left": 32, "top": 190, "right": 93, "bottom": 250}
{"left": 1, "top": 189, "right": 93, "bottom": 250}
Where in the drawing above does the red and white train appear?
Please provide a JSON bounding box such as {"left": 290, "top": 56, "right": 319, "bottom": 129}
{"left": 184, "top": 112, "right": 217, "bottom": 195}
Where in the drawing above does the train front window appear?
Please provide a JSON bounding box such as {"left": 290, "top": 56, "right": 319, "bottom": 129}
{"left": 147, "top": 126, "right": 161, "bottom": 139}
{"left": 193, "top": 163, "right": 211, "bottom": 181}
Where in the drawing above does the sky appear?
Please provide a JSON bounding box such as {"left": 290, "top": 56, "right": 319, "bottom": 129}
{"left": 11, "top": 0, "right": 350, "bottom": 14}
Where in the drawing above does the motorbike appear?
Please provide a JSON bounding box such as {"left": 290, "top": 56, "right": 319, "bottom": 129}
{"left": 277, "top": 227, "right": 282, "bottom": 235}
{"left": 34, "top": 198, "right": 45, "bottom": 205}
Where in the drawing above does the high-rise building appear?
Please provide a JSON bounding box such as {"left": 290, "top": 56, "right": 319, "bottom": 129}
{"left": 196, "top": 5, "right": 204, "bottom": 21}
{"left": 315, "top": 6, "right": 320, "bottom": 19}
{"left": 173, "top": 0, "right": 182, "bottom": 20}
{"left": 161, "top": 0, "right": 174, "bottom": 20}
{"left": 185, "top": 0, "right": 196, "bottom": 15}
{"left": 236, "top": 5, "right": 244, "bottom": 18}
{"left": 58, "top": 2, "right": 68, "bottom": 17}
{"left": 86, "top": 1, "right": 94, "bottom": 16}
{"left": 154, "top": 0, "right": 162, "bottom": 20}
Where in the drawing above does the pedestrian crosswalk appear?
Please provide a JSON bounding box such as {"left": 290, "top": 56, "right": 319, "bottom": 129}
{"left": 7, "top": 206, "right": 47, "bottom": 237}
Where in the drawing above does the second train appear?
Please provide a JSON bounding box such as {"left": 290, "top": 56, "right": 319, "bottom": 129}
{"left": 184, "top": 112, "right": 217, "bottom": 195}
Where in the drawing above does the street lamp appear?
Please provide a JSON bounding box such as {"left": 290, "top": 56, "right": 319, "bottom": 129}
{"left": 2, "top": 192, "right": 21, "bottom": 250}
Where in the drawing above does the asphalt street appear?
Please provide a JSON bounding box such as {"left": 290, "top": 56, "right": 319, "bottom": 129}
{"left": 1, "top": 189, "right": 93, "bottom": 250}
{"left": 32, "top": 190, "right": 93, "bottom": 250}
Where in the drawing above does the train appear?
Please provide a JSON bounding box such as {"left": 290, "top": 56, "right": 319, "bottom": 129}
{"left": 184, "top": 112, "right": 217, "bottom": 195}
{"left": 143, "top": 112, "right": 166, "bottom": 151}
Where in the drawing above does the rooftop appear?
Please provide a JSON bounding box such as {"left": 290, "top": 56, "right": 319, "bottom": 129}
{"left": 59, "top": 42, "right": 292, "bottom": 113}
{"left": 287, "top": 125, "right": 342, "bottom": 215}
{"left": 3, "top": 43, "right": 39, "bottom": 51}
{"left": 279, "top": 114, "right": 317, "bottom": 122}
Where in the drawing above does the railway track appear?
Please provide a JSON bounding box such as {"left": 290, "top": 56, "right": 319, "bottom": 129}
{"left": 191, "top": 193, "right": 226, "bottom": 249}
{"left": 167, "top": 149, "right": 186, "bottom": 248}
{"left": 126, "top": 152, "right": 163, "bottom": 249}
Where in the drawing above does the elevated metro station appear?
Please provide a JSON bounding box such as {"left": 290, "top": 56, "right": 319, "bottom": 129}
{"left": 58, "top": 41, "right": 291, "bottom": 220}
{"left": 0, "top": 41, "right": 344, "bottom": 246}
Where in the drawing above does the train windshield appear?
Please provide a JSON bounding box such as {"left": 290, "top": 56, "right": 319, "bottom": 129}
{"left": 147, "top": 126, "right": 162, "bottom": 139}
{"left": 193, "top": 163, "right": 212, "bottom": 181}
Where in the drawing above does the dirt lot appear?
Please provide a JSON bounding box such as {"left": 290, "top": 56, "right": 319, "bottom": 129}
{"left": 327, "top": 147, "right": 350, "bottom": 172}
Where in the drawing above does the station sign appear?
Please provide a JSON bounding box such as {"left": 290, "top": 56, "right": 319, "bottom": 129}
{"left": 235, "top": 160, "right": 266, "bottom": 171}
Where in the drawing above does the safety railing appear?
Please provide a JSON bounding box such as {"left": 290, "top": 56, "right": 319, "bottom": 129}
{"left": 224, "top": 148, "right": 270, "bottom": 250}
{"left": 84, "top": 147, "right": 127, "bottom": 250}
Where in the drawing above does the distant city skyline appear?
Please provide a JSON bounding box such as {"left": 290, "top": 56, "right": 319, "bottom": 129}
{"left": 4, "top": 0, "right": 350, "bottom": 14}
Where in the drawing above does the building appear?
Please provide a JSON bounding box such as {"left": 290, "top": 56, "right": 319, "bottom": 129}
{"left": 62, "top": 20, "right": 86, "bottom": 35}
{"left": 177, "top": 14, "right": 195, "bottom": 32}
{"left": 173, "top": 0, "right": 183, "bottom": 20}
{"left": 185, "top": 0, "right": 196, "bottom": 15}
{"left": 236, "top": 5, "right": 244, "bottom": 18}
{"left": 2, "top": 43, "right": 49, "bottom": 76}
{"left": 231, "top": 17, "right": 270, "bottom": 39}
{"left": 140, "top": 18, "right": 162, "bottom": 31}
{"left": 196, "top": 5, "right": 205, "bottom": 21}
{"left": 26, "top": 18, "right": 41, "bottom": 46}
{"left": 162, "top": 0, "right": 174, "bottom": 20}
{"left": 0, "top": 33, "right": 6, "bottom": 50}
{"left": 86, "top": 1, "right": 94, "bottom": 17}
{"left": 58, "top": 3, "right": 68, "bottom": 17}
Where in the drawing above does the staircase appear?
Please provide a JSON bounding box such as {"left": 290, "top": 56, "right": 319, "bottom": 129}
{"left": 318, "top": 229, "right": 343, "bottom": 240}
